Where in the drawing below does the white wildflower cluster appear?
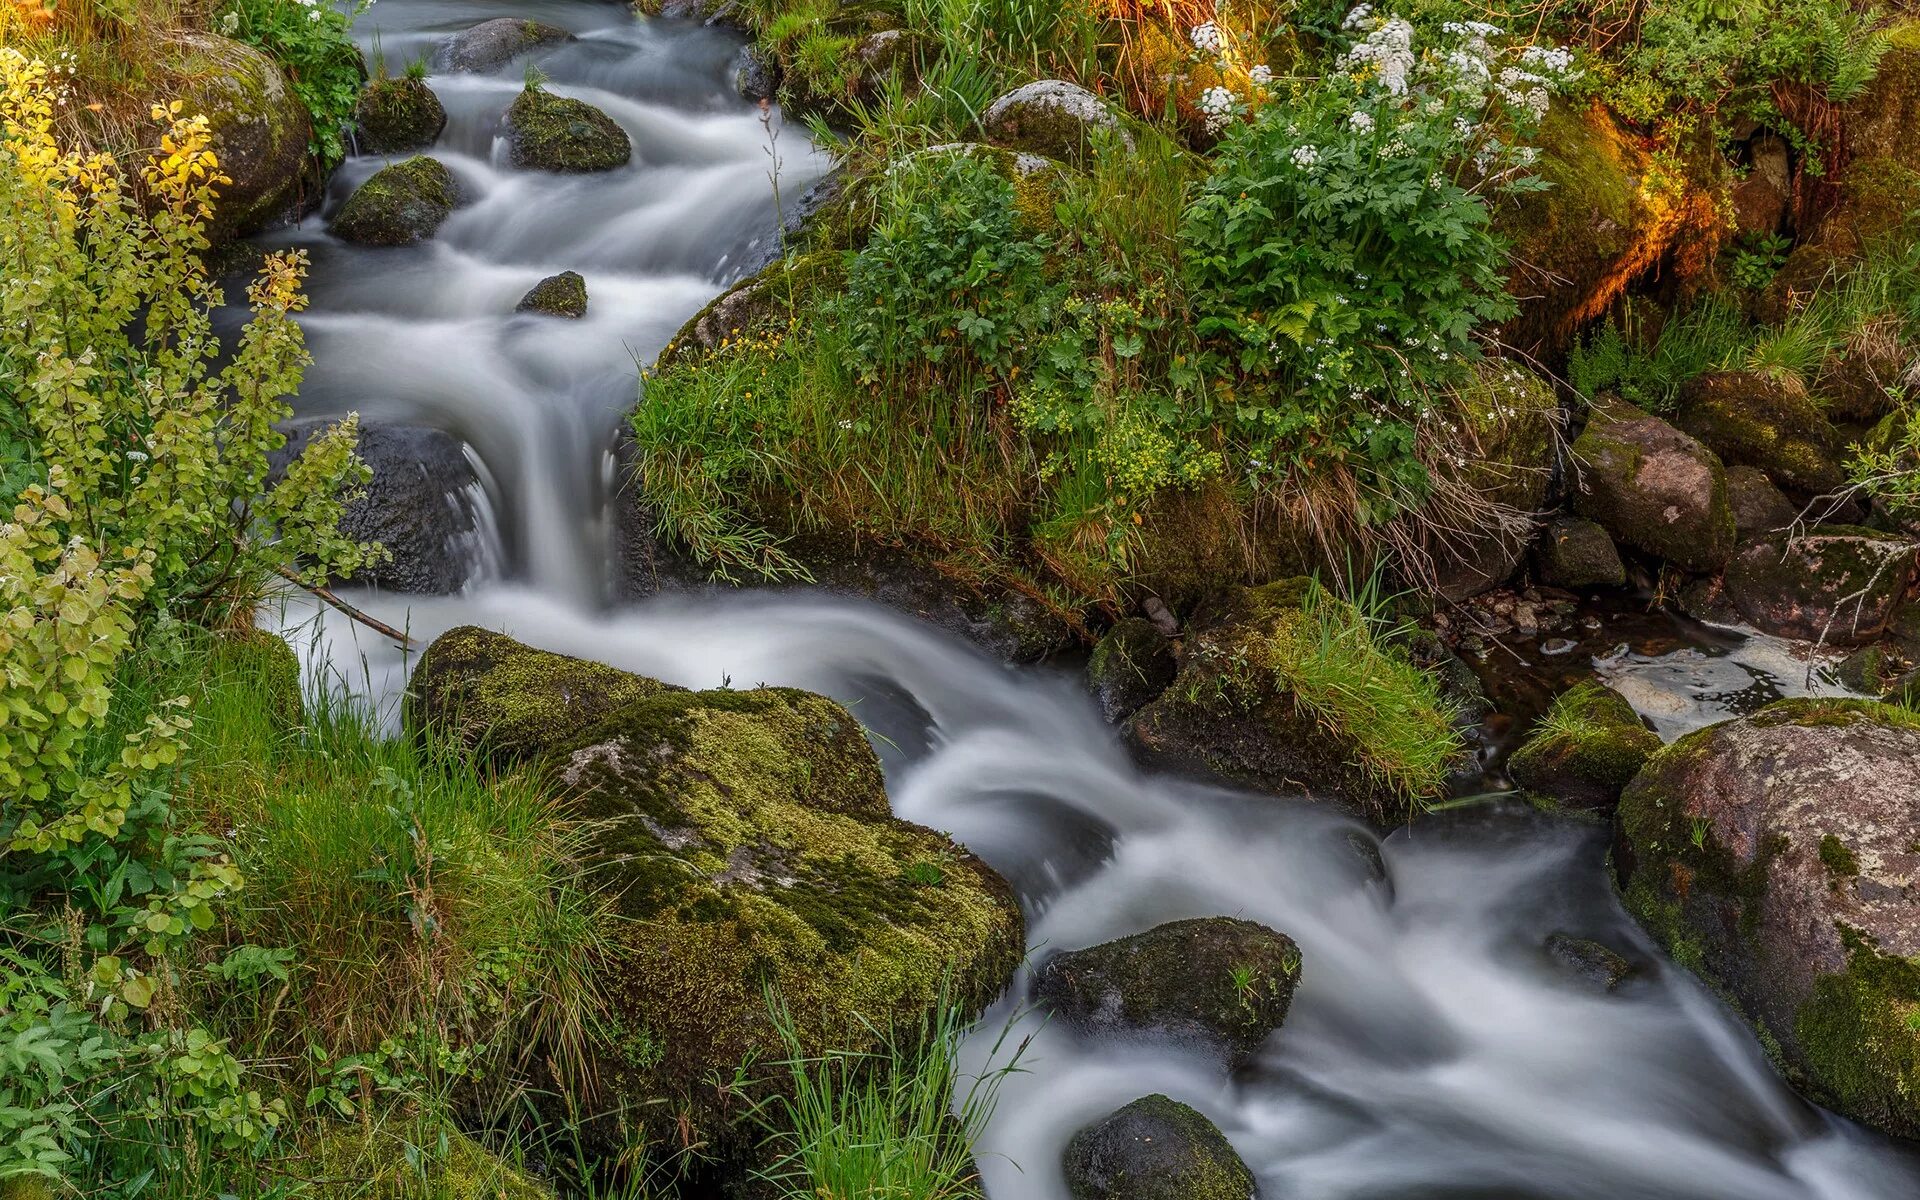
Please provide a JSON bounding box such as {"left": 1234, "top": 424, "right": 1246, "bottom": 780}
{"left": 1198, "top": 85, "right": 1238, "bottom": 133}
{"left": 1339, "top": 15, "right": 1415, "bottom": 96}
{"left": 1249, "top": 63, "right": 1273, "bottom": 87}
{"left": 1190, "top": 21, "right": 1224, "bottom": 54}
{"left": 1347, "top": 110, "right": 1374, "bottom": 133}
{"left": 1290, "top": 144, "right": 1320, "bottom": 170}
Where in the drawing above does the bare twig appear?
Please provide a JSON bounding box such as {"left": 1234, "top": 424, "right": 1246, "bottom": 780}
{"left": 272, "top": 564, "right": 414, "bottom": 649}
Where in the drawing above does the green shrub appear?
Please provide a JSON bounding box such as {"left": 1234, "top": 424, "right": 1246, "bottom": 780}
{"left": 216, "top": 0, "right": 370, "bottom": 168}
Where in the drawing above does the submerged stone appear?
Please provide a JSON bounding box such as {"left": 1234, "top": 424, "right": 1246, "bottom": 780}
{"left": 1545, "top": 932, "right": 1643, "bottom": 993}
{"left": 504, "top": 87, "right": 631, "bottom": 173}
{"left": 1034, "top": 917, "right": 1300, "bottom": 1068}
{"left": 1618, "top": 698, "right": 1920, "bottom": 1139}
{"left": 1062, "top": 1094, "right": 1255, "bottom": 1200}
{"left": 331, "top": 156, "right": 458, "bottom": 245}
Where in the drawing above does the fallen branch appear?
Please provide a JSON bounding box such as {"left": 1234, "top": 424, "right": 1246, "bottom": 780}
{"left": 273, "top": 564, "right": 414, "bottom": 649}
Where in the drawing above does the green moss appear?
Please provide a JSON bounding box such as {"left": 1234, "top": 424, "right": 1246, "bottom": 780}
{"left": 1677, "top": 372, "right": 1842, "bottom": 496}
{"left": 0, "top": 1178, "right": 58, "bottom": 1200}
{"left": 308, "top": 1126, "right": 551, "bottom": 1198}
{"left": 1750, "top": 696, "right": 1920, "bottom": 733}
{"left": 516, "top": 271, "right": 588, "bottom": 318}
{"left": 1062, "top": 1094, "right": 1255, "bottom": 1200}
{"left": 1794, "top": 925, "right": 1920, "bottom": 1138}
{"left": 331, "top": 156, "right": 458, "bottom": 246}
{"left": 406, "top": 625, "right": 672, "bottom": 764}
{"left": 504, "top": 87, "right": 631, "bottom": 173}
{"left": 1508, "top": 681, "right": 1660, "bottom": 810}
{"left": 558, "top": 684, "right": 1022, "bottom": 1137}
{"left": 1819, "top": 833, "right": 1860, "bottom": 877}
{"left": 355, "top": 76, "right": 447, "bottom": 154}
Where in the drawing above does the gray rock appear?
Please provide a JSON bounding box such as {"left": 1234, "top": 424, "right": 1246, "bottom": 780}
{"left": 434, "top": 18, "right": 573, "bottom": 74}
{"left": 732, "top": 44, "right": 774, "bottom": 101}
{"left": 1619, "top": 699, "right": 1920, "bottom": 1138}
{"left": 1570, "top": 400, "right": 1736, "bottom": 573}
{"left": 1063, "top": 1094, "right": 1255, "bottom": 1200}
{"left": 272, "top": 421, "right": 485, "bottom": 594}
{"left": 1533, "top": 515, "right": 1625, "bottom": 589}
{"left": 981, "top": 79, "right": 1128, "bottom": 164}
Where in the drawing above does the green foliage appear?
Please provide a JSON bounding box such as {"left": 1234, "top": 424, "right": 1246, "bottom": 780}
{"left": 216, "top": 0, "right": 370, "bottom": 169}
{"left": 1567, "top": 298, "right": 1750, "bottom": 412}
{"left": 746, "top": 990, "right": 1028, "bottom": 1200}
{"left": 1730, "top": 232, "right": 1792, "bottom": 291}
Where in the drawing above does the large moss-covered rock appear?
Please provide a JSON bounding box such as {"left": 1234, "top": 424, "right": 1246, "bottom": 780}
{"left": 1034, "top": 918, "right": 1300, "bottom": 1067}
{"left": 1676, "top": 372, "right": 1844, "bottom": 498}
{"left": 1532, "top": 515, "right": 1625, "bottom": 590}
{"left": 1431, "top": 360, "right": 1562, "bottom": 599}
{"left": 331, "top": 156, "right": 458, "bottom": 245}
{"left": 1725, "top": 464, "right": 1799, "bottom": 541}
{"left": 1493, "top": 101, "right": 1704, "bottom": 356}
{"left": 556, "top": 684, "right": 1023, "bottom": 1137}
{"left": 504, "top": 87, "right": 631, "bottom": 173}
{"left": 516, "top": 270, "right": 588, "bottom": 317}
{"left": 407, "top": 626, "right": 672, "bottom": 762}
{"left": 355, "top": 75, "right": 448, "bottom": 154}
{"left": 1087, "top": 618, "right": 1178, "bottom": 723}
{"left": 1816, "top": 318, "right": 1914, "bottom": 424}
{"left": 308, "top": 1126, "right": 550, "bottom": 1197}
{"left": 1508, "top": 681, "right": 1659, "bottom": 811}
{"left": 1125, "top": 579, "right": 1460, "bottom": 818}
{"left": 1062, "top": 1094, "right": 1255, "bottom": 1200}
{"left": 1724, "top": 527, "right": 1918, "bottom": 644}
{"left": 1570, "top": 401, "right": 1736, "bottom": 573}
{"left": 981, "top": 80, "right": 1127, "bottom": 164}
{"left": 435, "top": 18, "right": 574, "bottom": 74}
{"left": 1618, "top": 699, "right": 1920, "bottom": 1138}
{"left": 165, "top": 33, "right": 313, "bottom": 240}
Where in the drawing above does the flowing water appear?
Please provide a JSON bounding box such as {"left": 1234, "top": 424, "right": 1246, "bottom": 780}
{"left": 259, "top": 1, "right": 1920, "bottom": 1194}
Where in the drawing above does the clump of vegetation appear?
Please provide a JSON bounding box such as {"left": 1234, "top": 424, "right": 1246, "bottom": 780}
{"left": 215, "top": 0, "right": 370, "bottom": 168}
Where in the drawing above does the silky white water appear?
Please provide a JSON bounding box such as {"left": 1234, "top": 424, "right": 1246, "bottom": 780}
{"left": 260, "top": 1, "right": 1920, "bottom": 1194}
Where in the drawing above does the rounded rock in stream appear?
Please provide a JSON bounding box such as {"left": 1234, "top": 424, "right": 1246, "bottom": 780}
{"left": 354, "top": 75, "right": 447, "bottom": 154}
{"left": 1618, "top": 698, "right": 1920, "bottom": 1139}
{"left": 516, "top": 270, "right": 589, "bottom": 317}
{"left": 407, "top": 629, "right": 1025, "bottom": 1148}
{"left": 434, "top": 17, "right": 574, "bottom": 74}
{"left": 1034, "top": 917, "right": 1301, "bottom": 1068}
{"left": 1532, "top": 515, "right": 1625, "bottom": 591}
{"left": 1063, "top": 1094, "right": 1256, "bottom": 1200}
{"left": 1507, "top": 680, "right": 1660, "bottom": 811}
{"left": 1570, "top": 399, "right": 1736, "bottom": 574}
{"left": 1724, "top": 526, "right": 1919, "bottom": 645}
{"left": 1086, "top": 618, "right": 1178, "bottom": 724}
{"left": 504, "top": 86, "right": 632, "bottom": 172}
{"left": 330, "top": 156, "right": 458, "bottom": 245}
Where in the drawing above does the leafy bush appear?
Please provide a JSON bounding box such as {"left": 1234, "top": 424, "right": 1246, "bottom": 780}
{"left": 216, "top": 0, "right": 370, "bottom": 168}
{"left": 1181, "top": 10, "right": 1573, "bottom": 521}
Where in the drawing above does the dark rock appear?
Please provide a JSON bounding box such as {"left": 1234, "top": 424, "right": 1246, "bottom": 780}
{"left": 1725, "top": 527, "right": 1918, "bottom": 644}
{"left": 407, "top": 626, "right": 672, "bottom": 764}
{"left": 1533, "top": 515, "right": 1625, "bottom": 590}
{"left": 165, "top": 33, "right": 313, "bottom": 240}
{"left": 1570, "top": 401, "right": 1736, "bottom": 573}
{"left": 1725, "top": 464, "right": 1799, "bottom": 541}
{"left": 1399, "top": 627, "right": 1493, "bottom": 724}
{"left": 355, "top": 75, "right": 447, "bottom": 154}
{"left": 732, "top": 44, "right": 774, "bottom": 101}
{"left": 516, "top": 270, "right": 588, "bottom": 318}
{"left": 1508, "top": 681, "right": 1660, "bottom": 811}
{"left": 330, "top": 156, "right": 458, "bottom": 245}
{"left": 1731, "top": 135, "right": 1791, "bottom": 237}
{"left": 504, "top": 86, "right": 632, "bottom": 172}
{"left": 1835, "top": 643, "right": 1902, "bottom": 694}
{"left": 272, "top": 420, "right": 482, "bottom": 593}
{"left": 1676, "top": 372, "right": 1844, "bottom": 498}
{"left": 1884, "top": 666, "right": 1920, "bottom": 707}
{"left": 1063, "top": 1094, "right": 1255, "bottom": 1200}
{"left": 1432, "top": 361, "right": 1562, "bottom": 600}
{"left": 1816, "top": 320, "right": 1914, "bottom": 423}
{"left": 435, "top": 18, "right": 573, "bottom": 74}
{"left": 1034, "top": 918, "right": 1301, "bottom": 1067}
{"left": 1087, "top": 619, "right": 1178, "bottom": 723}
{"left": 1618, "top": 698, "right": 1920, "bottom": 1138}
{"left": 981, "top": 80, "right": 1127, "bottom": 164}
{"left": 1544, "top": 932, "right": 1642, "bottom": 992}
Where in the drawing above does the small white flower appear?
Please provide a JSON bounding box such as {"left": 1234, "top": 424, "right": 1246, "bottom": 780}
{"left": 1248, "top": 63, "right": 1273, "bottom": 87}
{"left": 1347, "top": 110, "right": 1375, "bottom": 133}
{"left": 1190, "top": 21, "right": 1224, "bottom": 54}
{"left": 1290, "top": 144, "right": 1320, "bottom": 169}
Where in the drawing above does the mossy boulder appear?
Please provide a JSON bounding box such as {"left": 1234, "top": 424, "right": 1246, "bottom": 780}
{"left": 1033, "top": 917, "right": 1300, "bottom": 1068}
{"left": 1493, "top": 101, "right": 1705, "bottom": 357}
{"left": 1125, "top": 579, "right": 1461, "bottom": 819}
{"left": 0, "top": 1176, "right": 59, "bottom": 1200}
{"left": 554, "top": 683, "right": 1023, "bottom": 1140}
{"left": 435, "top": 18, "right": 574, "bottom": 74}
{"left": 165, "top": 33, "right": 313, "bottom": 240}
{"left": 1724, "top": 527, "right": 1919, "bottom": 645}
{"left": 981, "top": 80, "right": 1128, "bottom": 165}
{"left": 1676, "top": 372, "right": 1845, "bottom": 498}
{"left": 1508, "top": 681, "right": 1659, "bottom": 811}
{"left": 355, "top": 75, "right": 448, "bottom": 154}
{"left": 1087, "top": 618, "right": 1178, "bottom": 723}
{"left": 1062, "top": 1094, "right": 1255, "bottom": 1200}
{"left": 1836, "top": 643, "right": 1903, "bottom": 694}
{"left": 1532, "top": 515, "right": 1625, "bottom": 590}
{"left": 516, "top": 270, "right": 588, "bottom": 318}
{"left": 307, "top": 1126, "right": 550, "bottom": 1197}
{"left": 1570, "top": 401, "right": 1736, "bottom": 573}
{"left": 1816, "top": 318, "right": 1915, "bottom": 424}
{"left": 407, "top": 625, "right": 672, "bottom": 763}
{"left": 1431, "top": 360, "right": 1562, "bottom": 599}
{"left": 209, "top": 627, "right": 303, "bottom": 729}
{"left": 504, "top": 87, "right": 631, "bottom": 173}
{"left": 331, "top": 156, "right": 459, "bottom": 246}
{"left": 1725, "top": 464, "right": 1799, "bottom": 542}
{"left": 1617, "top": 698, "right": 1920, "bottom": 1138}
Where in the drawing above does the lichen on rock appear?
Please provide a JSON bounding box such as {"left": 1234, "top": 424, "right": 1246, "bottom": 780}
{"left": 1724, "top": 527, "right": 1919, "bottom": 645}
{"left": 504, "top": 86, "right": 631, "bottom": 173}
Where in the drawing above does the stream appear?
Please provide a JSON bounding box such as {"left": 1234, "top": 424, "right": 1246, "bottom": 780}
{"left": 256, "top": 1, "right": 1920, "bottom": 1195}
